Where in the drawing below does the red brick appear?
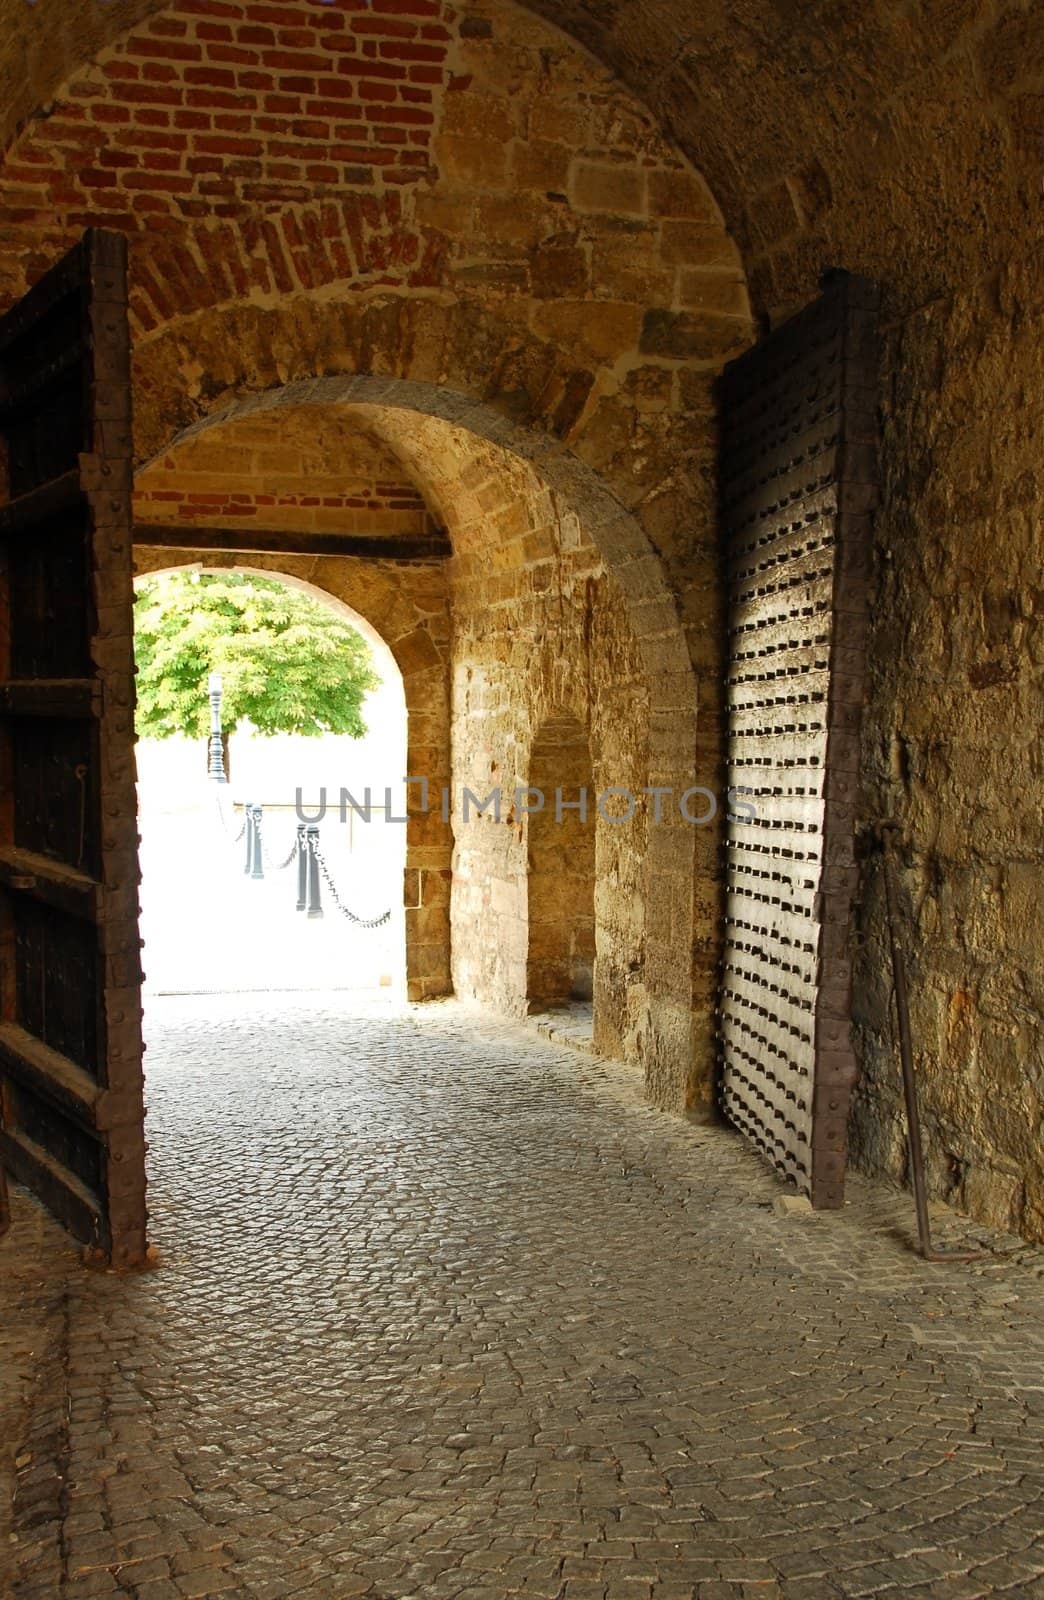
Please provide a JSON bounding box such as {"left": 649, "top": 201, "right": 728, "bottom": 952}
{"left": 141, "top": 151, "right": 185, "bottom": 172}
{"left": 290, "top": 118, "right": 335, "bottom": 139}
{"left": 308, "top": 79, "right": 362, "bottom": 101}
{"left": 212, "top": 111, "right": 255, "bottom": 132}
{"left": 276, "top": 27, "right": 319, "bottom": 47}
{"left": 263, "top": 49, "right": 330, "bottom": 71}
{"left": 185, "top": 88, "right": 253, "bottom": 109}
{"left": 122, "top": 172, "right": 196, "bottom": 194}
{"left": 240, "top": 2, "right": 311, "bottom": 24}
{"left": 379, "top": 40, "right": 446, "bottom": 62}
{"left": 360, "top": 80, "right": 398, "bottom": 102}
{"left": 119, "top": 84, "right": 184, "bottom": 107}
{"left": 370, "top": 0, "right": 441, "bottom": 14}
{"left": 184, "top": 66, "right": 238, "bottom": 88}
{"left": 196, "top": 134, "right": 263, "bottom": 156}
{"left": 180, "top": 0, "right": 244, "bottom": 15}
{"left": 123, "top": 129, "right": 191, "bottom": 151}
{"left": 330, "top": 144, "right": 383, "bottom": 163}
{"left": 366, "top": 104, "right": 434, "bottom": 125}
{"left": 335, "top": 59, "right": 405, "bottom": 79}
{"left": 125, "top": 38, "right": 204, "bottom": 62}
{"left": 238, "top": 25, "right": 276, "bottom": 45}
{"left": 351, "top": 16, "right": 418, "bottom": 37}
{"left": 78, "top": 169, "right": 123, "bottom": 193}
{"left": 196, "top": 21, "right": 235, "bottom": 41}
{"left": 209, "top": 44, "right": 262, "bottom": 65}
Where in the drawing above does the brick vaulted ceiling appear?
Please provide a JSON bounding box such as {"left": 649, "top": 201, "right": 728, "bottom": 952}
{"left": 1, "top": 0, "right": 1040, "bottom": 321}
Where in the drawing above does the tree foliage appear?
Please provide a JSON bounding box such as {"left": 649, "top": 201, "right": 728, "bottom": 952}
{"left": 134, "top": 572, "right": 380, "bottom": 742}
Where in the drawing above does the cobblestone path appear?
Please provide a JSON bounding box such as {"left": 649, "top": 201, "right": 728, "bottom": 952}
{"left": 4, "top": 996, "right": 1044, "bottom": 1600}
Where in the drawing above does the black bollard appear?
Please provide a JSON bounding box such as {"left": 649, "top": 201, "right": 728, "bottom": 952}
{"left": 243, "top": 800, "right": 254, "bottom": 874}
{"left": 250, "top": 804, "right": 264, "bottom": 880}
{"left": 295, "top": 823, "right": 307, "bottom": 911}
{"left": 306, "top": 825, "right": 323, "bottom": 918}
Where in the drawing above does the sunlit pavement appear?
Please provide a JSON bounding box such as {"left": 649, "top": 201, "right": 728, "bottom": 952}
{"left": 137, "top": 792, "right": 405, "bottom": 998}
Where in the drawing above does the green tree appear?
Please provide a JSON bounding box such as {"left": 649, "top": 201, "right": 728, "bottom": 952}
{"left": 134, "top": 573, "right": 380, "bottom": 771}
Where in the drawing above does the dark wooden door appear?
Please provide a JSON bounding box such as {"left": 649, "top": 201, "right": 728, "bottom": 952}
{"left": 717, "top": 273, "right": 880, "bottom": 1209}
{"left": 0, "top": 231, "right": 146, "bottom": 1266}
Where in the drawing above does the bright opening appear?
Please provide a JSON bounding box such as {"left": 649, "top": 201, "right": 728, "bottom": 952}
{"left": 133, "top": 569, "right": 408, "bottom": 1000}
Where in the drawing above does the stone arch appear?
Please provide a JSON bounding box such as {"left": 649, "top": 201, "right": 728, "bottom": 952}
{"left": 131, "top": 551, "right": 452, "bottom": 1003}
{"left": 148, "top": 372, "right": 704, "bottom": 1107}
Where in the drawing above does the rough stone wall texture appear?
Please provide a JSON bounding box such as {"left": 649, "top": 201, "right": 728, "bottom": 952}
{"left": 851, "top": 243, "right": 1044, "bottom": 1243}
{"left": 526, "top": 714, "right": 597, "bottom": 1009}
{"left": 441, "top": 439, "right": 650, "bottom": 1064}
{"left": 1, "top": 0, "right": 1041, "bottom": 1232}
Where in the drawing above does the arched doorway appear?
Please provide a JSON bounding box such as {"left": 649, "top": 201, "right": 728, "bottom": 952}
{"left": 146, "top": 377, "right": 701, "bottom": 1109}
{"left": 132, "top": 566, "right": 409, "bottom": 1001}
{"left": 526, "top": 712, "right": 596, "bottom": 1010}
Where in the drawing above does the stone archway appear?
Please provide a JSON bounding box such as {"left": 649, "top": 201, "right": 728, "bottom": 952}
{"left": 147, "top": 374, "right": 705, "bottom": 1110}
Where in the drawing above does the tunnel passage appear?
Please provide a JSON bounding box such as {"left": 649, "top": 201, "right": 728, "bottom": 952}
{"left": 0, "top": 0, "right": 1039, "bottom": 1245}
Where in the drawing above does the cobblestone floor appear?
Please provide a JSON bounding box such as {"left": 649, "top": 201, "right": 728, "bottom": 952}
{"left": 3, "top": 996, "right": 1044, "bottom": 1600}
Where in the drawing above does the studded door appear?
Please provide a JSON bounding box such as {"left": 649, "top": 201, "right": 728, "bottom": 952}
{"left": 717, "top": 274, "right": 879, "bottom": 1208}
{"left": 0, "top": 231, "right": 146, "bottom": 1266}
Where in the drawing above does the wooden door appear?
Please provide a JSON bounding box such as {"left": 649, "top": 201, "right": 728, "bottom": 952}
{"left": 0, "top": 231, "right": 146, "bottom": 1266}
{"left": 717, "top": 273, "right": 880, "bottom": 1208}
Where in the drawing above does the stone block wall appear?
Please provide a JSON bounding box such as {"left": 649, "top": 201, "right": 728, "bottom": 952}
{"left": 526, "top": 713, "right": 597, "bottom": 1008}
{"left": 2, "top": 0, "right": 1040, "bottom": 1235}
{"left": 848, "top": 244, "right": 1044, "bottom": 1242}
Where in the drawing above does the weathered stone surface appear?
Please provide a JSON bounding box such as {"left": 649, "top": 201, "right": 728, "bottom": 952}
{"left": 0, "top": 0, "right": 1039, "bottom": 1240}
{"left": 3, "top": 997, "right": 1044, "bottom": 1598}
{"left": 851, "top": 245, "right": 1044, "bottom": 1244}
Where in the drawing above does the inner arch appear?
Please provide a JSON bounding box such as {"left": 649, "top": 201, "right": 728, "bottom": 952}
{"left": 143, "top": 378, "right": 706, "bottom": 1108}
